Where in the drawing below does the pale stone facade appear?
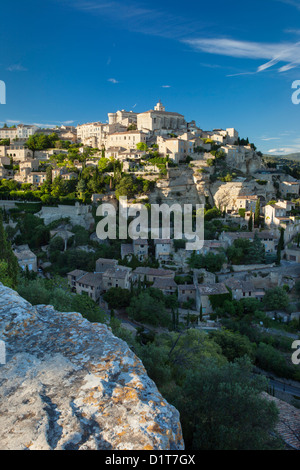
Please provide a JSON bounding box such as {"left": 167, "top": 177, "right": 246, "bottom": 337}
{"left": 14, "top": 244, "right": 37, "bottom": 272}
{"left": 106, "top": 130, "right": 148, "bottom": 150}
{"left": 280, "top": 181, "right": 300, "bottom": 198}
{"left": 0, "top": 124, "right": 38, "bottom": 140}
{"left": 108, "top": 109, "right": 138, "bottom": 127}
{"left": 137, "top": 101, "right": 186, "bottom": 133}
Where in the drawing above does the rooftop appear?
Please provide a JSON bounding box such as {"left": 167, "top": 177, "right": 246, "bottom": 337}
{"left": 152, "top": 278, "right": 177, "bottom": 289}
{"left": 198, "top": 283, "right": 229, "bottom": 296}
{"left": 134, "top": 267, "right": 175, "bottom": 277}
{"left": 67, "top": 269, "right": 87, "bottom": 279}
{"left": 79, "top": 272, "right": 103, "bottom": 287}
{"left": 103, "top": 267, "right": 132, "bottom": 279}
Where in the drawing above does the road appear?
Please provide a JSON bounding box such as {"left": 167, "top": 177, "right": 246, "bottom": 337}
{"left": 267, "top": 377, "right": 300, "bottom": 398}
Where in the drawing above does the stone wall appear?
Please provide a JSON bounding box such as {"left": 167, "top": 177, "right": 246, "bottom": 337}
{"left": 0, "top": 284, "right": 184, "bottom": 450}
{"left": 36, "top": 203, "right": 95, "bottom": 230}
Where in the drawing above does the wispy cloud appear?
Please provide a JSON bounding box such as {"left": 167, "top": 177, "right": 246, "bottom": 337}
{"left": 63, "top": 0, "right": 207, "bottom": 39}
{"left": 285, "top": 28, "right": 300, "bottom": 35}
{"left": 6, "top": 120, "right": 21, "bottom": 124}
{"left": 183, "top": 37, "right": 300, "bottom": 74}
{"left": 108, "top": 78, "right": 119, "bottom": 84}
{"left": 6, "top": 64, "right": 28, "bottom": 72}
{"left": 268, "top": 147, "right": 299, "bottom": 154}
{"left": 274, "top": 0, "right": 300, "bottom": 10}
{"left": 161, "top": 85, "right": 171, "bottom": 88}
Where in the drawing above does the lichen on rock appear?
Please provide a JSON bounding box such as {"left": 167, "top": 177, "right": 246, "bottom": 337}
{"left": 0, "top": 283, "right": 184, "bottom": 450}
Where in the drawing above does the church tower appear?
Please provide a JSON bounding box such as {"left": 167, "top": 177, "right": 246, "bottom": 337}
{"left": 154, "top": 100, "right": 165, "bottom": 112}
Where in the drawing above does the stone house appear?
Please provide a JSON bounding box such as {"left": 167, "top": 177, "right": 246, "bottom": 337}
{"left": 224, "top": 278, "right": 264, "bottom": 301}
{"left": 152, "top": 277, "right": 178, "bottom": 296}
{"left": 285, "top": 245, "right": 300, "bottom": 263}
{"left": 280, "top": 181, "right": 300, "bottom": 198}
{"left": 154, "top": 239, "right": 173, "bottom": 263}
{"left": 95, "top": 258, "right": 118, "bottom": 273}
{"left": 133, "top": 239, "right": 148, "bottom": 261}
{"left": 219, "top": 230, "right": 278, "bottom": 254}
{"left": 102, "top": 266, "right": 132, "bottom": 291}
{"left": 177, "top": 284, "right": 197, "bottom": 306}
{"left": 133, "top": 267, "right": 175, "bottom": 284}
{"left": 14, "top": 245, "right": 37, "bottom": 272}
{"left": 106, "top": 130, "right": 148, "bottom": 150}
{"left": 235, "top": 195, "right": 259, "bottom": 212}
{"left": 68, "top": 271, "right": 103, "bottom": 301}
{"left": 137, "top": 101, "right": 186, "bottom": 134}
{"left": 196, "top": 283, "right": 229, "bottom": 315}
{"left": 264, "top": 201, "right": 295, "bottom": 227}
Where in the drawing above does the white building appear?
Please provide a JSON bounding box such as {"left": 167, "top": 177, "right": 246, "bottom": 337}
{"left": 0, "top": 124, "right": 38, "bottom": 140}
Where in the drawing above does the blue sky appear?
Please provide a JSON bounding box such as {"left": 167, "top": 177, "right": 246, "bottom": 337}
{"left": 1, "top": 0, "right": 300, "bottom": 155}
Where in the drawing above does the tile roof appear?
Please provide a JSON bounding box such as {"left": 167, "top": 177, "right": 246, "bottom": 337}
{"left": 133, "top": 267, "right": 175, "bottom": 277}
{"left": 262, "top": 393, "right": 300, "bottom": 450}
{"left": 152, "top": 278, "right": 177, "bottom": 289}
{"left": 79, "top": 272, "right": 103, "bottom": 287}
{"left": 103, "top": 266, "right": 132, "bottom": 279}
{"left": 67, "top": 269, "right": 88, "bottom": 279}
{"left": 178, "top": 284, "right": 196, "bottom": 291}
{"left": 198, "top": 283, "right": 229, "bottom": 296}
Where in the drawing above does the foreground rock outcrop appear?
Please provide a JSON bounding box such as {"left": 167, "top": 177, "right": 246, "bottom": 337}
{"left": 0, "top": 284, "right": 184, "bottom": 450}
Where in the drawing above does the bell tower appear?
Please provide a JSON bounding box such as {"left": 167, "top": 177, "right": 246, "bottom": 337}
{"left": 154, "top": 100, "right": 165, "bottom": 112}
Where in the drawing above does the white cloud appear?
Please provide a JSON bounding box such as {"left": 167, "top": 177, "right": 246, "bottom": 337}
{"left": 274, "top": 0, "right": 300, "bottom": 10}
{"left": 108, "top": 78, "right": 119, "bottom": 84}
{"left": 183, "top": 37, "right": 300, "bottom": 74}
{"left": 268, "top": 147, "right": 299, "bottom": 154}
{"left": 64, "top": 0, "right": 204, "bottom": 40}
{"left": 6, "top": 64, "right": 28, "bottom": 72}
{"left": 161, "top": 85, "right": 171, "bottom": 88}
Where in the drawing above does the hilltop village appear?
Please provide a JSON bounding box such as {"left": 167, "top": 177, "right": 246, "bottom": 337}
{"left": 1, "top": 102, "right": 300, "bottom": 317}
{"left": 1, "top": 101, "right": 300, "bottom": 449}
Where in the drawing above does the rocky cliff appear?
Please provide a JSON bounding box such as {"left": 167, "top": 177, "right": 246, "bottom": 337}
{"left": 0, "top": 284, "right": 184, "bottom": 450}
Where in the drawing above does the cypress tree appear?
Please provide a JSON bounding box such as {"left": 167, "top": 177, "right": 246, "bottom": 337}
{"left": 0, "top": 212, "right": 19, "bottom": 288}
{"left": 248, "top": 210, "right": 253, "bottom": 232}
{"left": 254, "top": 198, "right": 260, "bottom": 227}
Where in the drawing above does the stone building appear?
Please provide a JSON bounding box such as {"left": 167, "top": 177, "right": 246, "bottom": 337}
{"left": 14, "top": 245, "right": 37, "bottom": 272}
{"left": 137, "top": 101, "right": 186, "bottom": 134}
{"left": 67, "top": 270, "right": 103, "bottom": 301}
{"left": 102, "top": 266, "right": 132, "bottom": 291}
{"left": 106, "top": 130, "right": 148, "bottom": 150}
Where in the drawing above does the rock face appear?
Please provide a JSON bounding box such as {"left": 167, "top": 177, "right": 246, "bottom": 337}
{"left": 0, "top": 284, "right": 184, "bottom": 450}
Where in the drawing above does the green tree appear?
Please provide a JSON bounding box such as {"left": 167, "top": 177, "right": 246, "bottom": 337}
{"left": 103, "top": 287, "right": 131, "bottom": 309}
{"left": 115, "top": 174, "right": 137, "bottom": 200}
{"left": 136, "top": 142, "right": 148, "bottom": 152}
{"left": 172, "top": 358, "right": 280, "bottom": 450}
{"left": 0, "top": 212, "right": 19, "bottom": 287}
{"left": 254, "top": 198, "right": 260, "bottom": 227}
{"left": 127, "top": 290, "right": 170, "bottom": 327}
{"left": 210, "top": 328, "right": 256, "bottom": 362}
{"left": 248, "top": 209, "right": 253, "bottom": 231}
{"left": 247, "top": 232, "right": 265, "bottom": 264}
{"left": 263, "top": 287, "right": 290, "bottom": 311}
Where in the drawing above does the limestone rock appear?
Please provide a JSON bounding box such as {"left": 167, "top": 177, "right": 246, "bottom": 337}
{"left": 0, "top": 284, "right": 184, "bottom": 450}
